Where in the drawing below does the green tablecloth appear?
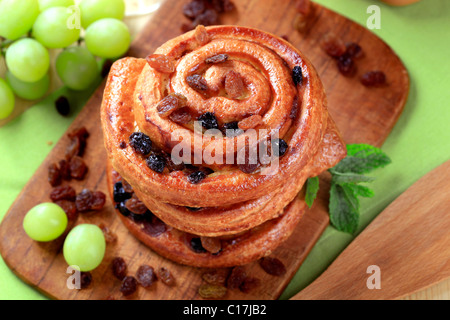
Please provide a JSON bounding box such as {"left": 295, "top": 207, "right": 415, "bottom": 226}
{"left": 1, "top": 0, "right": 449, "bottom": 300}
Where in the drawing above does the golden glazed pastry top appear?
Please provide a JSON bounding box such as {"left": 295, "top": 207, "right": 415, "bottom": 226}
{"left": 101, "top": 25, "right": 344, "bottom": 210}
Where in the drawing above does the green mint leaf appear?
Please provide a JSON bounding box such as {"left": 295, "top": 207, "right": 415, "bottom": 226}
{"left": 331, "top": 144, "right": 391, "bottom": 174}
{"left": 330, "top": 171, "right": 376, "bottom": 184}
{"left": 345, "top": 184, "right": 375, "bottom": 198}
{"left": 305, "top": 176, "right": 319, "bottom": 208}
{"left": 329, "top": 183, "right": 360, "bottom": 234}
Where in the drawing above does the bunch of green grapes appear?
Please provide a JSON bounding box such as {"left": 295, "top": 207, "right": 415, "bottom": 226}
{"left": 0, "top": 0, "right": 131, "bottom": 120}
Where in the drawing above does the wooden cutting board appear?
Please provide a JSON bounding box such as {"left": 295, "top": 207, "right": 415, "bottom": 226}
{"left": 0, "top": 0, "right": 409, "bottom": 300}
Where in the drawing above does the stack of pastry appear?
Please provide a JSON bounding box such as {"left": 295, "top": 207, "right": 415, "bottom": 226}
{"left": 100, "top": 25, "right": 346, "bottom": 268}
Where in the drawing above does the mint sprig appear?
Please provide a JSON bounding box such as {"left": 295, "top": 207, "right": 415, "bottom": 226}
{"left": 305, "top": 143, "right": 391, "bottom": 234}
{"left": 305, "top": 176, "right": 319, "bottom": 208}
{"left": 331, "top": 144, "right": 391, "bottom": 174}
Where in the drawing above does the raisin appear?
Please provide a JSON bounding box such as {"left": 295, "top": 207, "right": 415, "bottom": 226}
{"left": 259, "top": 257, "right": 286, "bottom": 276}
{"left": 157, "top": 267, "right": 175, "bottom": 286}
{"left": 192, "top": 9, "right": 218, "bottom": 27}
{"left": 116, "top": 201, "right": 132, "bottom": 217}
{"left": 223, "top": 121, "right": 239, "bottom": 130}
{"left": 292, "top": 66, "right": 303, "bottom": 86}
{"left": 169, "top": 107, "right": 192, "bottom": 124}
{"left": 222, "top": 121, "right": 243, "bottom": 137}
{"left": 68, "top": 126, "right": 89, "bottom": 142}
{"left": 75, "top": 189, "right": 93, "bottom": 212}
{"left": 54, "top": 200, "right": 78, "bottom": 220}
{"left": 185, "top": 206, "right": 202, "bottom": 211}
{"left": 142, "top": 214, "right": 167, "bottom": 237}
{"left": 50, "top": 185, "right": 76, "bottom": 202}
{"left": 238, "top": 161, "right": 259, "bottom": 174}
{"left": 320, "top": 34, "right": 346, "bottom": 58}
{"left": 119, "top": 141, "right": 127, "bottom": 149}
{"left": 337, "top": 54, "right": 356, "bottom": 77}
{"left": 146, "top": 54, "right": 176, "bottom": 73}
{"left": 69, "top": 156, "right": 88, "bottom": 180}
{"left": 80, "top": 272, "right": 92, "bottom": 289}
{"left": 65, "top": 136, "right": 81, "bottom": 160}
{"left": 210, "top": 0, "right": 235, "bottom": 13}
{"left": 237, "top": 145, "right": 260, "bottom": 174}
{"left": 162, "top": 151, "right": 186, "bottom": 172}
{"left": 156, "top": 93, "right": 187, "bottom": 118}
{"left": 222, "top": 0, "right": 235, "bottom": 12}
{"left": 346, "top": 42, "right": 364, "bottom": 59}
{"left": 194, "top": 24, "right": 210, "bottom": 45}
{"left": 146, "top": 151, "right": 166, "bottom": 173}
{"left": 240, "top": 277, "right": 260, "bottom": 293}
{"left": 226, "top": 266, "right": 247, "bottom": 289}
{"left": 360, "top": 71, "right": 386, "bottom": 87}
{"left": 198, "top": 112, "right": 218, "bottom": 130}
{"left": 98, "top": 223, "right": 117, "bottom": 243}
{"left": 55, "top": 96, "right": 70, "bottom": 116}
{"left": 67, "top": 127, "right": 89, "bottom": 157}
{"left": 122, "top": 180, "right": 134, "bottom": 193}
{"left": 202, "top": 269, "right": 230, "bottom": 286}
{"left": 271, "top": 139, "right": 288, "bottom": 157}
{"left": 120, "top": 276, "right": 138, "bottom": 296}
{"left": 238, "top": 115, "right": 263, "bottom": 130}
{"left": 186, "top": 74, "right": 208, "bottom": 91}
{"left": 125, "top": 194, "right": 148, "bottom": 215}
{"left": 183, "top": 0, "right": 206, "bottom": 20}
{"left": 48, "top": 163, "right": 62, "bottom": 187}
{"left": 129, "top": 132, "right": 152, "bottom": 156}
{"left": 190, "top": 237, "right": 207, "bottom": 253}
{"left": 293, "top": 13, "right": 308, "bottom": 33}
{"left": 90, "top": 191, "right": 106, "bottom": 210}
{"left": 200, "top": 167, "right": 214, "bottom": 175}
{"left": 296, "top": 0, "right": 311, "bottom": 15}
{"left": 225, "top": 70, "right": 245, "bottom": 99}
{"left": 201, "top": 237, "right": 222, "bottom": 254}
{"left": 58, "top": 159, "right": 71, "bottom": 181}
{"left": 188, "top": 170, "right": 207, "bottom": 184}
{"left": 198, "top": 284, "right": 227, "bottom": 299}
{"left": 112, "top": 257, "right": 128, "bottom": 280}
{"left": 205, "top": 54, "right": 229, "bottom": 64}
{"left": 136, "top": 265, "right": 157, "bottom": 288}
{"left": 113, "top": 181, "right": 132, "bottom": 203}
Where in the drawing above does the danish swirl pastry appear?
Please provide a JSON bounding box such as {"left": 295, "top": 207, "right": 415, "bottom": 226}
{"left": 101, "top": 25, "right": 346, "bottom": 267}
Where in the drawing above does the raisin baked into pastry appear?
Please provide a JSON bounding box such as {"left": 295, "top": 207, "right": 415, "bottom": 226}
{"left": 100, "top": 25, "right": 346, "bottom": 268}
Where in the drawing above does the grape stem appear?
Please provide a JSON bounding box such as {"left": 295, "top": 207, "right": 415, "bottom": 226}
{"left": 0, "top": 39, "right": 14, "bottom": 50}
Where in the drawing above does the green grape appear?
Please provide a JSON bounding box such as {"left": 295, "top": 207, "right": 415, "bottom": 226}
{"left": 38, "top": 0, "right": 75, "bottom": 11}
{"left": 32, "top": 6, "right": 80, "bottom": 49}
{"left": 6, "top": 71, "right": 50, "bottom": 100}
{"left": 23, "top": 203, "right": 68, "bottom": 242}
{"left": 56, "top": 46, "right": 99, "bottom": 90}
{"left": 0, "top": 0, "right": 40, "bottom": 40}
{"left": 63, "top": 224, "right": 106, "bottom": 272}
{"left": 79, "top": 0, "right": 125, "bottom": 28}
{"left": 0, "top": 78, "right": 15, "bottom": 120}
{"left": 85, "top": 18, "right": 130, "bottom": 59}
{"left": 5, "top": 38, "right": 50, "bottom": 83}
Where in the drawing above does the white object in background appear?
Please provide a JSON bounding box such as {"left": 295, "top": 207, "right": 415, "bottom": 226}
{"left": 125, "top": 0, "right": 162, "bottom": 16}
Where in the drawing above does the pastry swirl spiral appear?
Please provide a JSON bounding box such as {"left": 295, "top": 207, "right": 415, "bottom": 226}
{"left": 101, "top": 25, "right": 346, "bottom": 267}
